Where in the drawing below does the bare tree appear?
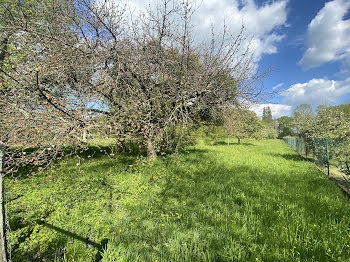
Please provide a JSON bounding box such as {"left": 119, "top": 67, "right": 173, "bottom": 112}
{"left": 0, "top": 1, "right": 105, "bottom": 257}
{"left": 74, "top": 0, "right": 269, "bottom": 159}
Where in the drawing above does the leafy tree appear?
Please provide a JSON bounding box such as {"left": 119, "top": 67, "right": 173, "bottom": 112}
{"left": 314, "top": 106, "right": 349, "bottom": 138}
{"left": 223, "top": 107, "right": 263, "bottom": 144}
{"left": 276, "top": 116, "right": 295, "bottom": 138}
{"left": 331, "top": 103, "right": 350, "bottom": 117}
{"left": 293, "top": 104, "right": 314, "bottom": 138}
{"left": 262, "top": 106, "right": 273, "bottom": 126}
{"left": 313, "top": 106, "right": 350, "bottom": 176}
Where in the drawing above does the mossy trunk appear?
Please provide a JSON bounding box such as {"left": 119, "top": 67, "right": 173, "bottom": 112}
{"left": 237, "top": 137, "right": 241, "bottom": 145}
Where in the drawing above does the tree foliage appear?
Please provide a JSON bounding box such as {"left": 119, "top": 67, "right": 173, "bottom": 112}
{"left": 284, "top": 103, "right": 350, "bottom": 176}
{"left": 292, "top": 104, "right": 314, "bottom": 138}
{"left": 222, "top": 107, "right": 263, "bottom": 144}
{"left": 262, "top": 106, "right": 273, "bottom": 126}
{"left": 276, "top": 116, "right": 295, "bottom": 138}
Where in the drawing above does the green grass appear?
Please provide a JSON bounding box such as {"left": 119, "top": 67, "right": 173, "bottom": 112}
{"left": 5, "top": 139, "right": 350, "bottom": 261}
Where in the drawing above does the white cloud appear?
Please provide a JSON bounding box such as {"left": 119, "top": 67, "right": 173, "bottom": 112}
{"left": 251, "top": 103, "right": 292, "bottom": 118}
{"left": 105, "top": 0, "right": 289, "bottom": 65}
{"left": 299, "top": 0, "right": 350, "bottom": 71}
{"left": 282, "top": 77, "right": 350, "bottom": 107}
{"left": 272, "top": 82, "right": 284, "bottom": 90}
{"left": 191, "top": 0, "right": 288, "bottom": 63}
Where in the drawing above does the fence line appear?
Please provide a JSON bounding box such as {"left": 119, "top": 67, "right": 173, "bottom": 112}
{"left": 0, "top": 142, "right": 9, "bottom": 262}
{"left": 283, "top": 137, "right": 331, "bottom": 176}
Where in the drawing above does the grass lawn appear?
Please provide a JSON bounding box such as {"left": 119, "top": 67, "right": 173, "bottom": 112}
{"left": 5, "top": 139, "right": 350, "bottom": 261}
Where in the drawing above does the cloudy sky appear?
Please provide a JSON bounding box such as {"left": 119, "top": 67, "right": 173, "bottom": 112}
{"left": 232, "top": 0, "right": 350, "bottom": 118}
{"left": 122, "top": 0, "right": 350, "bottom": 118}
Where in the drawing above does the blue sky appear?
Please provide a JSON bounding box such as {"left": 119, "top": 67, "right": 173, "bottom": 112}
{"left": 249, "top": 0, "right": 350, "bottom": 117}
{"left": 110, "top": 0, "right": 350, "bottom": 118}
{"left": 187, "top": 0, "right": 350, "bottom": 118}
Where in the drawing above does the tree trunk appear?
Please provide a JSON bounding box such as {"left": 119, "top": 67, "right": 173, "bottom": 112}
{"left": 146, "top": 139, "right": 156, "bottom": 160}
{"left": 227, "top": 135, "right": 229, "bottom": 146}
{"left": 0, "top": 142, "right": 9, "bottom": 262}
{"left": 82, "top": 129, "right": 87, "bottom": 143}
{"left": 237, "top": 137, "right": 241, "bottom": 145}
{"left": 175, "top": 125, "right": 185, "bottom": 154}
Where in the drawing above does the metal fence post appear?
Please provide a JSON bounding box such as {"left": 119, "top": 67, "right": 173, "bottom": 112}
{"left": 0, "top": 142, "right": 9, "bottom": 262}
{"left": 325, "top": 138, "right": 330, "bottom": 177}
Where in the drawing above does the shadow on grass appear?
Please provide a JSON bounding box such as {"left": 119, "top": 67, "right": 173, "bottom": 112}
{"left": 213, "top": 141, "right": 254, "bottom": 146}
{"left": 8, "top": 145, "right": 349, "bottom": 261}
{"left": 269, "top": 153, "right": 305, "bottom": 161}
{"left": 36, "top": 220, "right": 108, "bottom": 262}
{"left": 8, "top": 144, "right": 147, "bottom": 180}
{"left": 124, "top": 149, "right": 348, "bottom": 261}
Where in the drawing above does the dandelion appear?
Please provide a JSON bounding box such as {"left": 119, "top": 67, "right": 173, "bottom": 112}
{"left": 256, "top": 258, "right": 259, "bottom": 261}
{"left": 119, "top": 229, "right": 122, "bottom": 233}
{"left": 161, "top": 224, "right": 165, "bottom": 227}
{"left": 313, "top": 224, "right": 317, "bottom": 227}
{"left": 155, "top": 260, "right": 158, "bottom": 262}
{"left": 53, "top": 190, "right": 56, "bottom": 193}
{"left": 66, "top": 189, "right": 69, "bottom": 192}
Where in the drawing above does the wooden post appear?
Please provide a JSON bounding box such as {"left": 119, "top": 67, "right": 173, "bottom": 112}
{"left": 0, "top": 142, "right": 9, "bottom": 262}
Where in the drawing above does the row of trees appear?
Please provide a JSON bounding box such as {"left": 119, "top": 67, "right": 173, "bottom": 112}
{"left": 274, "top": 103, "right": 350, "bottom": 176}
{"left": 274, "top": 103, "right": 350, "bottom": 139}
{"left": 195, "top": 105, "right": 278, "bottom": 146}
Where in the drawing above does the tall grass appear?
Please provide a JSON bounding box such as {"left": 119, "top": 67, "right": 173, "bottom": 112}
{"left": 6, "top": 139, "right": 350, "bottom": 261}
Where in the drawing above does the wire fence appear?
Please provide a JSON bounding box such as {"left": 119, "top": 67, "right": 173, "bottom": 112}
{"left": 283, "top": 137, "right": 350, "bottom": 177}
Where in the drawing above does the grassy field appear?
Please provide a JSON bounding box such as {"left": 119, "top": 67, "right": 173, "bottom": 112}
{"left": 5, "top": 139, "right": 350, "bottom": 261}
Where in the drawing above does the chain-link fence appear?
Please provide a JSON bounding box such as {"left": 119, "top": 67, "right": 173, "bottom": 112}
{"left": 283, "top": 137, "right": 350, "bottom": 177}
